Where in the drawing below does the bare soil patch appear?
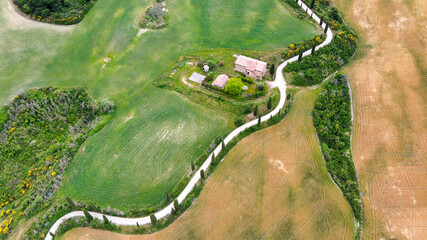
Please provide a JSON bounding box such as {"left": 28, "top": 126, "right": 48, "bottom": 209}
{"left": 62, "top": 90, "right": 355, "bottom": 240}
{"left": 332, "top": 0, "right": 427, "bottom": 239}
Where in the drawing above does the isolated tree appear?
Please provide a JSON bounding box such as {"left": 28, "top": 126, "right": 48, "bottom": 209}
{"left": 270, "top": 63, "right": 275, "bottom": 75}
{"left": 102, "top": 215, "right": 109, "bottom": 224}
{"left": 136, "top": 222, "right": 140, "bottom": 227}
{"left": 191, "top": 161, "right": 195, "bottom": 171}
{"left": 320, "top": 16, "right": 324, "bottom": 26}
{"left": 65, "top": 196, "right": 75, "bottom": 209}
{"left": 225, "top": 78, "right": 244, "bottom": 96}
{"left": 267, "top": 97, "right": 272, "bottom": 109}
{"left": 221, "top": 139, "right": 225, "bottom": 150}
{"left": 287, "top": 93, "right": 291, "bottom": 100}
{"left": 83, "top": 210, "right": 93, "bottom": 222}
{"left": 254, "top": 104, "right": 258, "bottom": 116}
{"left": 324, "top": 22, "right": 329, "bottom": 33}
{"left": 298, "top": 51, "right": 303, "bottom": 61}
{"left": 258, "top": 115, "right": 261, "bottom": 126}
{"left": 150, "top": 213, "right": 157, "bottom": 226}
{"left": 311, "top": 42, "right": 317, "bottom": 54}
{"left": 200, "top": 169, "right": 205, "bottom": 179}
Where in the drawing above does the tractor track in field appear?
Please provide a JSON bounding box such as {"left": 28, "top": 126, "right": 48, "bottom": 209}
{"left": 44, "top": 1, "right": 335, "bottom": 239}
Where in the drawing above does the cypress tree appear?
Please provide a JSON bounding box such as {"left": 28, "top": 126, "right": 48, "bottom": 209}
{"left": 312, "top": 42, "right": 317, "bottom": 54}
{"left": 254, "top": 104, "right": 258, "bottom": 116}
{"left": 102, "top": 215, "right": 109, "bottom": 224}
{"left": 150, "top": 213, "right": 157, "bottom": 226}
{"left": 270, "top": 63, "right": 275, "bottom": 75}
{"left": 310, "top": 0, "right": 315, "bottom": 9}
{"left": 287, "top": 93, "right": 291, "bottom": 100}
{"left": 258, "top": 115, "right": 261, "bottom": 126}
{"left": 200, "top": 169, "right": 205, "bottom": 179}
{"left": 298, "top": 51, "right": 303, "bottom": 61}
{"left": 320, "top": 16, "right": 323, "bottom": 26}
{"left": 324, "top": 22, "right": 329, "bottom": 33}
{"left": 65, "top": 196, "right": 75, "bottom": 209}
{"left": 174, "top": 199, "right": 179, "bottom": 211}
{"left": 267, "top": 97, "right": 272, "bottom": 109}
{"left": 49, "top": 232, "right": 55, "bottom": 238}
{"left": 136, "top": 222, "right": 140, "bottom": 227}
{"left": 191, "top": 161, "right": 195, "bottom": 171}
{"left": 211, "top": 153, "right": 215, "bottom": 164}
{"left": 221, "top": 140, "right": 225, "bottom": 150}
{"left": 83, "top": 210, "right": 93, "bottom": 222}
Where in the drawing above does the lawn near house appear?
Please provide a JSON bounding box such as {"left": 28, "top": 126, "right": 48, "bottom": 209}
{"left": 0, "top": 0, "right": 319, "bottom": 213}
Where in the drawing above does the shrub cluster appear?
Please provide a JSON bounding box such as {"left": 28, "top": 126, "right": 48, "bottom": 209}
{"left": 313, "top": 75, "right": 362, "bottom": 223}
{"left": 0, "top": 87, "right": 111, "bottom": 238}
{"left": 139, "top": 2, "right": 168, "bottom": 29}
{"left": 283, "top": 0, "right": 357, "bottom": 86}
{"left": 13, "top": 0, "right": 97, "bottom": 25}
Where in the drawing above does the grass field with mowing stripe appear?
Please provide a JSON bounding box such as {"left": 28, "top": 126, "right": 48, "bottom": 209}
{"left": 0, "top": 0, "right": 319, "bottom": 210}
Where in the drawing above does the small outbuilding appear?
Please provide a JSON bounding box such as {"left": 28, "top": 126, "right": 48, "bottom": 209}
{"left": 212, "top": 74, "right": 229, "bottom": 89}
{"left": 188, "top": 72, "right": 206, "bottom": 84}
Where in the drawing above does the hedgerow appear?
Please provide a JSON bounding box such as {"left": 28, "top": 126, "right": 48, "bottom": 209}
{"left": 313, "top": 74, "right": 362, "bottom": 225}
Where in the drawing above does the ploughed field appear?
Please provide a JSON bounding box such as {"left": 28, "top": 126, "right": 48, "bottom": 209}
{"left": 62, "top": 90, "right": 355, "bottom": 240}
{"left": 331, "top": 0, "right": 427, "bottom": 239}
{"left": 0, "top": 0, "right": 318, "bottom": 211}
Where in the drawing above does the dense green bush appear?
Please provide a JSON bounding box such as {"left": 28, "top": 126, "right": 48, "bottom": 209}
{"left": 139, "top": 2, "right": 168, "bottom": 29}
{"left": 313, "top": 75, "right": 362, "bottom": 223}
{"left": 284, "top": 31, "right": 356, "bottom": 86}
{"left": 13, "top": 0, "right": 97, "bottom": 25}
{"left": 283, "top": 0, "right": 357, "bottom": 86}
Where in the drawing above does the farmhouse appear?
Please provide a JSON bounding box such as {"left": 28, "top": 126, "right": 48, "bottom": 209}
{"left": 212, "top": 74, "right": 229, "bottom": 89}
{"left": 234, "top": 55, "right": 267, "bottom": 79}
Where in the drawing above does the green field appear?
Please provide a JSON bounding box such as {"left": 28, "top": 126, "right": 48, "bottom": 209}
{"left": 0, "top": 0, "right": 319, "bottom": 210}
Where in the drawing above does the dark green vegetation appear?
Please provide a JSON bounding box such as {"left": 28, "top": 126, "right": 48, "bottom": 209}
{"left": 313, "top": 75, "right": 362, "bottom": 228}
{"left": 283, "top": 0, "right": 357, "bottom": 86}
{"left": 0, "top": 87, "right": 111, "bottom": 238}
{"left": 139, "top": 1, "right": 168, "bottom": 29}
{"left": 13, "top": 0, "right": 97, "bottom": 25}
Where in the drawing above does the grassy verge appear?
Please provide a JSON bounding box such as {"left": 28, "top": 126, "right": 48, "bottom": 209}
{"left": 313, "top": 74, "right": 362, "bottom": 237}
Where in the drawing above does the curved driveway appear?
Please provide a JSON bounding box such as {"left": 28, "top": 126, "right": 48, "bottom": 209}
{"left": 45, "top": 1, "right": 333, "bottom": 239}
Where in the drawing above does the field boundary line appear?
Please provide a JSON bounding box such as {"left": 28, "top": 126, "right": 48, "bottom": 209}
{"left": 44, "top": 1, "right": 333, "bottom": 238}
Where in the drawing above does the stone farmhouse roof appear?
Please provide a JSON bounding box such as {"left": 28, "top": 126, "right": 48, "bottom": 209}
{"left": 212, "top": 74, "right": 229, "bottom": 89}
{"left": 235, "top": 55, "right": 267, "bottom": 73}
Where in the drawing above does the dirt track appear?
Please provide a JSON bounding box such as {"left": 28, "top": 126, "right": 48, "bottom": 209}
{"left": 332, "top": 0, "right": 427, "bottom": 239}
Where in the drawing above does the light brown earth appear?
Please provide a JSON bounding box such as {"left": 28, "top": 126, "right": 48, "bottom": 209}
{"left": 332, "top": 0, "right": 427, "bottom": 239}
{"left": 63, "top": 90, "right": 355, "bottom": 240}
